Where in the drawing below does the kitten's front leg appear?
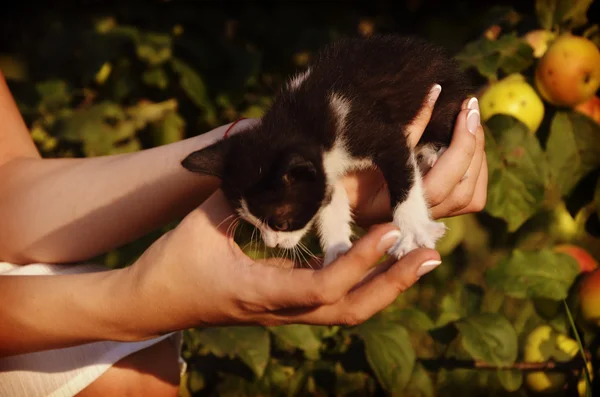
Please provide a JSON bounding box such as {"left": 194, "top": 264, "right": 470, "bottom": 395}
{"left": 317, "top": 180, "right": 354, "bottom": 267}
{"left": 375, "top": 148, "right": 447, "bottom": 259}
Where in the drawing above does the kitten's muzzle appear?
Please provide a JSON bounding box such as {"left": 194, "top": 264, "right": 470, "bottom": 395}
{"left": 260, "top": 227, "right": 303, "bottom": 249}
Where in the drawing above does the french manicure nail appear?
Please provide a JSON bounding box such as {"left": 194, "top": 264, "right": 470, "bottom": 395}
{"left": 467, "top": 97, "right": 479, "bottom": 111}
{"left": 467, "top": 109, "right": 480, "bottom": 135}
{"left": 428, "top": 84, "right": 442, "bottom": 104}
{"left": 416, "top": 259, "right": 442, "bottom": 277}
{"left": 377, "top": 230, "right": 401, "bottom": 253}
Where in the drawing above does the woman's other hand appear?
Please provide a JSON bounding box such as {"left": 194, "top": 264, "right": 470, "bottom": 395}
{"left": 343, "top": 90, "right": 488, "bottom": 226}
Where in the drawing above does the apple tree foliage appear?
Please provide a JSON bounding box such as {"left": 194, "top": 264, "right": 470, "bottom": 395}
{"left": 2, "top": 0, "right": 600, "bottom": 396}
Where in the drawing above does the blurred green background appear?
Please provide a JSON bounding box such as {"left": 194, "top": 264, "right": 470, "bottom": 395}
{"left": 2, "top": 1, "right": 600, "bottom": 396}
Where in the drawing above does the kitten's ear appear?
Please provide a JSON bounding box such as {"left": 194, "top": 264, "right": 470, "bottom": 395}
{"left": 281, "top": 154, "right": 318, "bottom": 186}
{"left": 181, "top": 140, "right": 228, "bottom": 178}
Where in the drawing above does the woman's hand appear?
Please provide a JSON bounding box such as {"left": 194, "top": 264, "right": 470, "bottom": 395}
{"left": 120, "top": 190, "right": 440, "bottom": 338}
{"left": 343, "top": 92, "right": 488, "bottom": 226}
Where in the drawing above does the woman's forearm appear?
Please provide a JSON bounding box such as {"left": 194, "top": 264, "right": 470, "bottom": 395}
{"left": 0, "top": 126, "right": 231, "bottom": 265}
{"left": 0, "top": 266, "right": 163, "bottom": 357}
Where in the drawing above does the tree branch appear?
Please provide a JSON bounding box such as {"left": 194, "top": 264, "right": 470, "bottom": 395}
{"left": 419, "top": 353, "right": 591, "bottom": 373}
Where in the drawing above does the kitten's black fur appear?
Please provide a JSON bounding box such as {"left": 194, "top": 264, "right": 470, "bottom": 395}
{"left": 182, "top": 34, "right": 474, "bottom": 259}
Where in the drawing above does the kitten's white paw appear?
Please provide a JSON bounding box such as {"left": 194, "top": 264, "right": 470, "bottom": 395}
{"left": 322, "top": 240, "right": 353, "bottom": 267}
{"left": 416, "top": 145, "right": 447, "bottom": 175}
{"left": 388, "top": 219, "right": 447, "bottom": 259}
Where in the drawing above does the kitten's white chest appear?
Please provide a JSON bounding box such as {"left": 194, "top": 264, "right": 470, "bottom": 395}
{"left": 322, "top": 142, "right": 374, "bottom": 183}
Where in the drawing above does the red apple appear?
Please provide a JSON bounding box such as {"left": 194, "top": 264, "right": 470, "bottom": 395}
{"left": 554, "top": 244, "right": 599, "bottom": 273}
{"left": 579, "top": 269, "right": 600, "bottom": 327}
{"left": 574, "top": 95, "right": 600, "bottom": 124}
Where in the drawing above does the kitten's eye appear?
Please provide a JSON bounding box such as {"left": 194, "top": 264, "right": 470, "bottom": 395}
{"left": 271, "top": 220, "right": 289, "bottom": 231}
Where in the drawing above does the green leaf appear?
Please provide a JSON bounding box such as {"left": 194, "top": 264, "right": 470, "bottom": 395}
{"left": 455, "top": 313, "right": 518, "bottom": 365}
{"left": 481, "top": 289, "right": 506, "bottom": 314}
{"left": 185, "top": 370, "right": 206, "bottom": 395}
{"left": 136, "top": 32, "right": 172, "bottom": 65}
{"left": 334, "top": 363, "right": 376, "bottom": 396}
{"left": 36, "top": 80, "right": 71, "bottom": 112}
{"left": 547, "top": 111, "right": 600, "bottom": 196}
{"left": 485, "top": 248, "right": 580, "bottom": 300}
{"left": 402, "top": 363, "right": 435, "bottom": 397}
{"left": 436, "top": 283, "right": 484, "bottom": 328}
{"left": 216, "top": 374, "right": 255, "bottom": 397}
{"left": 150, "top": 111, "right": 185, "bottom": 146}
{"left": 388, "top": 308, "right": 435, "bottom": 332}
{"left": 193, "top": 326, "right": 270, "bottom": 377}
{"left": 241, "top": 104, "right": 267, "bottom": 119}
{"left": 436, "top": 215, "right": 467, "bottom": 256}
{"left": 170, "top": 58, "right": 217, "bottom": 125}
{"left": 496, "top": 369, "right": 523, "bottom": 392}
{"left": 55, "top": 99, "right": 178, "bottom": 156}
{"left": 455, "top": 33, "right": 534, "bottom": 80}
{"left": 437, "top": 368, "right": 492, "bottom": 396}
{"left": 268, "top": 325, "right": 322, "bottom": 360}
{"left": 104, "top": 24, "right": 172, "bottom": 65}
{"left": 142, "top": 67, "right": 169, "bottom": 89}
{"left": 484, "top": 115, "right": 550, "bottom": 231}
{"left": 352, "top": 321, "right": 416, "bottom": 393}
{"left": 536, "top": 0, "right": 594, "bottom": 30}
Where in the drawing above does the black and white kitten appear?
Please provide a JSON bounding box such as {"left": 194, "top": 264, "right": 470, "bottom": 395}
{"left": 182, "top": 35, "right": 473, "bottom": 266}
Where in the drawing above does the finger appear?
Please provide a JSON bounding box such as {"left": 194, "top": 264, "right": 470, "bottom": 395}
{"left": 423, "top": 102, "right": 480, "bottom": 207}
{"left": 246, "top": 223, "right": 401, "bottom": 311}
{"left": 462, "top": 96, "right": 477, "bottom": 110}
{"left": 406, "top": 84, "right": 442, "bottom": 148}
{"left": 352, "top": 257, "right": 396, "bottom": 290}
{"left": 337, "top": 249, "right": 441, "bottom": 325}
{"left": 429, "top": 122, "right": 485, "bottom": 218}
{"left": 449, "top": 152, "right": 488, "bottom": 216}
{"left": 227, "top": 118, "right": 261, "bottom": 136}
{"left": 277, "top": 248, "right": 440, "bottom": 326}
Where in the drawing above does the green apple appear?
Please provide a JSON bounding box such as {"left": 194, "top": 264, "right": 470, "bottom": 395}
{"left": 535, "top": 34, "right": 600, "bottom": 107}
{"left": 480, "top": 74, "right": 545, "bottom": 133}
{"left": 524, "top": 325, "right": 580, "bottom": 394}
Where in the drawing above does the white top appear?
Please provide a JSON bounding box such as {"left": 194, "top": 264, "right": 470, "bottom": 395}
{"left": 0, "top": 262, "right": 183, "bottom": 397}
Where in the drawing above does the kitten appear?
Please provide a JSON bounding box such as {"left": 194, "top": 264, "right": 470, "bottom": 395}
{"left": 182, "top": 34, "right": 474, "bottom": 266}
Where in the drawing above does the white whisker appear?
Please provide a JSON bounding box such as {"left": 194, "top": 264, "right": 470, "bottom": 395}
{"left": 215, "top": 214, "right": 235, "bottom": 232}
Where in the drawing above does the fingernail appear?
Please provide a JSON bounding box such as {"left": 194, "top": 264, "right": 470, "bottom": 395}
{"left": 377, "top": 229, "right": 401, "bottom": 252}
{"left": 428, "top": 84, "right": 442, "bottom": 104}
{"left": 416, "top": 259, "right": 442, "bottom": 277}
{"left": 467, "top": 97, "right": 479, "bottom": 111}
{"left": 467, "top": 109, "right": 480, "bottom": 135}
